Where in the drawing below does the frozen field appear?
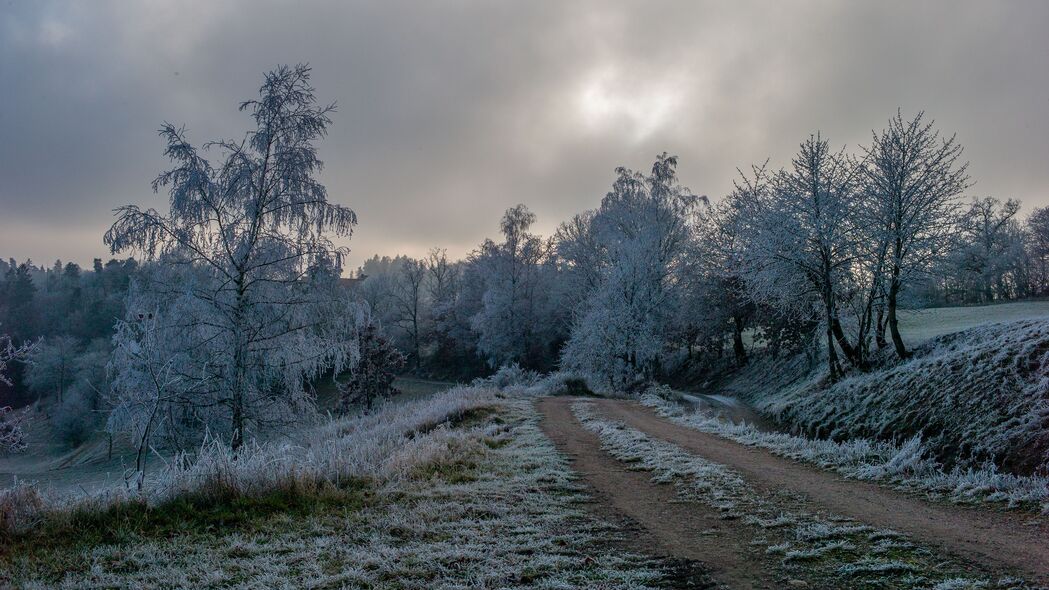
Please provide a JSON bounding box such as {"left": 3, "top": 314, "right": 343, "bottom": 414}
{"left": 897, "top": 300, "right": 1049, "bottom": 344}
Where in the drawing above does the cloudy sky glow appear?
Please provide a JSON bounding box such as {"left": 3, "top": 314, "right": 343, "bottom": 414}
{"left": 2, "top": 1, "right": 1048, "bottom": 271}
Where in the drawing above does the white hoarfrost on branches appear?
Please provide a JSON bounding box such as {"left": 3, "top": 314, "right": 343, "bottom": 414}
{"left": 103, "top": 64, "right": 360, "bottom": 452}
{"left": 862, "top": 110, "right": 970, "bottom": 359}
{"left": 0, "top": 332, "right": 34, "bottom": 454}
{"left": 469, "top": 204, "right": 555, "bottom": 369}
{"left": 732, "top": 136, "right": 867, "bottom": 379}
{"left": 560, "top": 153, "right": 703, "bottom": 389}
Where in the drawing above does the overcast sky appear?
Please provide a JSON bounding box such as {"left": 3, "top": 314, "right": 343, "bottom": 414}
{"left": 2, "top": 1, "right": 1047, "bottom": 271}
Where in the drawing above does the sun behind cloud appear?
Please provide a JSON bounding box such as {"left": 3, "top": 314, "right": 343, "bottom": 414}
{"left": 576, "top": 65, "right": 686, "bottom": 142}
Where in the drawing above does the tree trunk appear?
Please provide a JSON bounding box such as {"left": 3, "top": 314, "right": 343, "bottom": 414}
{"left": 231, "top": 385, "right": 244, "bottom": 451}
{"left": 824, "top": 298, "right": 840, "bottom": 381}
{"left": 831, "top": 318, "right": 865, "bottom": 369}
{"left": 732, "top": 315, "right": 747, "bottom": 366}
{"left": 887, "top": 265, "right": 908, "bottom": 359}
{"left": 413, "top": 310, "right": 421, "bottom": 374}
{"left": 875, "top": 304, "right": 887, "bottom": 349}
{"left": 231, "top": 278, "right": 248, "bottom": 452}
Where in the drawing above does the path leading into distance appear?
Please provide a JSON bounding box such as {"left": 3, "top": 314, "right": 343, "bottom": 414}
{"left": 537, "top": 397, "right": 1049, "bottom": 587}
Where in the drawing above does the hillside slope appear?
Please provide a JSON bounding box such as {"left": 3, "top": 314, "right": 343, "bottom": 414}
{"left": 736, "top": 318, "right": 1049, "bottom": 475}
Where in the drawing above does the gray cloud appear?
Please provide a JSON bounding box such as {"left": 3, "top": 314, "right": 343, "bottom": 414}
{"left": 2, "top": 1, "right": 1048, "bottom": 270}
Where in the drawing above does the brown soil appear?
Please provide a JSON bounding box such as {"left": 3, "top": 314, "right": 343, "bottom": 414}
{"left": 538, "top": 397, "right": 1049, "bottom": 587}
{"left": 538, "top": 397, "right": 782, "bottom": 589}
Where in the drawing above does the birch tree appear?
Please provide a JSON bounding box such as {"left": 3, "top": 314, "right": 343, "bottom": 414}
{"left": 104, "top": 65, "right": 359, "bottom": 450}
{"left": 470, "top": 205, "right": 549, "bottom": 368}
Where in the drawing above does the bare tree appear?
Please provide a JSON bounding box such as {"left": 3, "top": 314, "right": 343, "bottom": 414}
{"left": 958, "top": 196, "right": 1022, "bottom": 301}
{"left": 392, "top": 257, "right": 428, "bottom": 372}
{"left": 1028, "top": 207, "right": 1049, "bottom": 295}
{"left": 862, "top": 111, "right": 969, "bottom": 358}
{"left": 104, "top": 65, "right": 359, "bottom": 450}
{"left": 426, "top": 248, "right": 458, "bottom": 308}
{"left": 24, "top": 335, "right": 80, "bottom": 402}
{"left": 736, "top": 136, "right": 865, "bottom": 380}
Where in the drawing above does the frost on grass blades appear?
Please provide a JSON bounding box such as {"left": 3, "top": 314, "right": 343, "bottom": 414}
{"left": 641, "top": 387, "right": 1049, "bottom": 514}
{"left": 570, "top": 401, "right": 1031, "bottom": 590}
{"left": 5, "top": 392, "right": 674, "bottom": 588}
{"left": 0, "top": 386, "right": 496, "bottom": 537}
{"left": 744, "top": 319, "right": 1049, "bottom": 476}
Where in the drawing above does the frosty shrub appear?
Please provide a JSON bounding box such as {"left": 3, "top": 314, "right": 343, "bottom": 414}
{"left": 473, "top": 366, "right": 602, "bottom": 397}
{"left": 0, "top": 406, "right": 28, "bottom": 455}
{"left": 474, "top": 363, "right": 540, "bottom": 389}
{"left": 51, "top": 382, "right": 99, "bottom": 448}
{"left": 0, "top": 332, "right": 33, "bottom": 454}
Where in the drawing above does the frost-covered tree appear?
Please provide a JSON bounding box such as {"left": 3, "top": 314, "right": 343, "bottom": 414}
{"left": 688, "top": 195, "right": 753, "bottom": 366}
{"left": 426, "top": 248, "right": 459, "bottom": 314}
{"left": 0, "top": 332, "right": 33, "bottom": 454}
{"left": 470, "top": 205, "right": 550, "bottom": 368}
{"left": 735, "top": 137, "right": 864, "bottom": 379}
{"left": 104, "top": 65, "right": 359, "bottom": 451}
{"left": 1028, "top": 206, "right": 1049, "bottom": 295}
{"left": 425, "top": 248, "right": 467, "bottom": 369}
{"left": 554, "top": 210, "right": 602, "bottom": 308}
{"left": 862, "top": 111, "right": 969, "bottom": 358}
{"left": 560, "top": 154, "right": 701, "bottom": 389}
{"left": 24, "top": 335, "right": 80, "bottom": 402}
{"left": 950, "top": 197, "right": 1023, "bottom": 302}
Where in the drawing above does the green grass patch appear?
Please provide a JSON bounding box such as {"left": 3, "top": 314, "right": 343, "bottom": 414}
{"left": 0, "top": 479, "right": 376, "bottom": 584}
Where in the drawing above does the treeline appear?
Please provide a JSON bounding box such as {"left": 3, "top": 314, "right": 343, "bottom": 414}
{"left": 356, "top": 112, "right": 1049, "bottom": 386}
{"left": 3, "top": 74, "right": 1049, "bottom": 460}
{"left": 0, "top": 258, "right": 136, "bottom": 443}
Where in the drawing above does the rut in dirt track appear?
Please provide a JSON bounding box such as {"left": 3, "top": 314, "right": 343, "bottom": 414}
{"left": 537, "top": 397, "right": 777, "bottom": 590}
{"left": 539, "top": 396, "right": 1049, "bottom": 586}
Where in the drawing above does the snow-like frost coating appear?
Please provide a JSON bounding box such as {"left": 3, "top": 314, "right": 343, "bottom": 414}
{"left": 642, "top": 386, "right": 1049, "bottom": 513}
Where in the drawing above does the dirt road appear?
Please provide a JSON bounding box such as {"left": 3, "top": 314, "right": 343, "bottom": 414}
{"left": 537, "top": 397, "right": 1049, "bottom": 587}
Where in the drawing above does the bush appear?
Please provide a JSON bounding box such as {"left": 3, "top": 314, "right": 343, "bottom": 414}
{"left": 474, "top": 363, "right": 540, "bottom": 389}
{"left": 52, "top": 383, "right": 98, "bottom": 447}
{"left": 338, "top": 323, "right": 406, "bottom": 414}
{"left": 0, "top": 405, "right": 28, "bottom": 454}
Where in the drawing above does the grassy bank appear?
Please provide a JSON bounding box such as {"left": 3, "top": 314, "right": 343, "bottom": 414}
{"left": 2, "top": 389, "right": 688, "bottom": 588}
